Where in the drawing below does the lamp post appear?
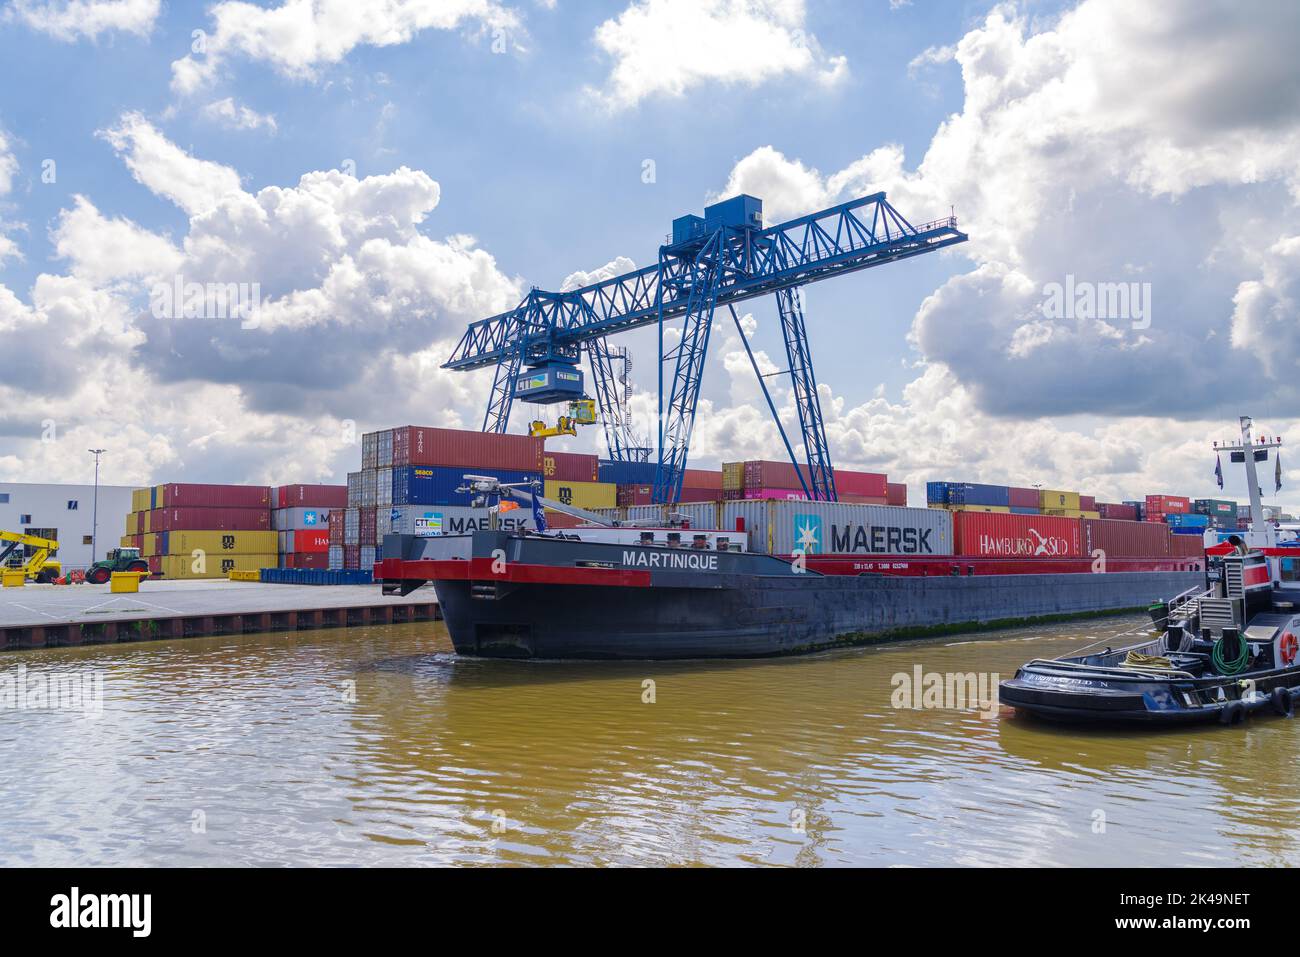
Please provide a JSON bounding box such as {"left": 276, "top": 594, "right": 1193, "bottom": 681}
{"left": 88, "top": 449, "right": 105, "bottom": 564}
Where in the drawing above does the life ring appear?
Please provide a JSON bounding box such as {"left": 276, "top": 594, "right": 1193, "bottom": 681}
{"left": 1280, "top": 632, "right": 1299, "bottom": 667}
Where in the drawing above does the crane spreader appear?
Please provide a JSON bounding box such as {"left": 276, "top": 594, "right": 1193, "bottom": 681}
{"left": 444, "top": 192, "right": 967, "bottom": 503}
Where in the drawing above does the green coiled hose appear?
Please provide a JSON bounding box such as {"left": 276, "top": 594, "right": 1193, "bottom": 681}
{"left": 1213, "top": 632, "right": 1250, "bottom": 675}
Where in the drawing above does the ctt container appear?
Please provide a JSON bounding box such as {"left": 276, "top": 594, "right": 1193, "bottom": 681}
{"left": 391, "top": 425, "right": 543, "bottom": 472}
{"left": 273, "top": 484, "right": 347, "bottom": 509}
{"left": 952, "top": 512, "right": 1083, "bottom": 558}
{"left": 392, "top": 466, "right": 542, "bottom": 507}
{"left": 153, "top": 507, "right": 270, "bottom": 532}
{"left": 720, "top": 501, "right": 953, "bottom": 557}
{"left": 543, "top": 451, "right": 599, "bottom": 483}
{"left": 159, "top": 483, "right": 271, "bottom": 508}
{"left": 1083, "top": 518, "right": 1170, "bottom": 558}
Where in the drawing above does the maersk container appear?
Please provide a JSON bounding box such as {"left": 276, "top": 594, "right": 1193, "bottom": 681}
{"left": 391, "top": 425, "right": 543, "bottom": 471}
{"left": 160, "top": 483, "right": 271, "bottom": 508}
{"left": 947, "top": 483, "right": 1010, "bottom": 507}
{"left": 952, "top": 512, "right": 1082, "bottom": 558}
{"left": 276, "top": 484, "right": 347, "bottom": 509}
{"left": 272, "top": 506, "right": 334, "bottom": 531}
{"left": 1083, "top": 518, "right": 1170, "bottom": 558}
{"left": 347, "top": 472, "right": 362, "bottom": 508}
{"left": 598, "top": 459, "right": 658, "bottom": 485}
{"left": 543, "top": 451, "right": 599, "bottom": 483}
{"left": 392, "top": 466, "right": 542, "bottom": 507}
{"left": 720, "top": 501, "right": 952, "bottom": 557}
{"left": 380, "top": 504, "right": 539, "bottom": 537}
{"left": 376, "top": 467, "right": 393, "bottom": 508}
{"left": 154, "top": 507, "right": 270, "bottom": 532}
{"left": 1007, "top": 486, "right": 1039, "bottom": 508}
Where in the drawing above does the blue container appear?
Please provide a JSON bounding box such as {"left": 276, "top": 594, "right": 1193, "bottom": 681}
{"left": 926, "top": 481, "right": 951, "bottom": 505}
{"left": 392, "top": 466, "right": 541, "bottom": 507}
{"left": 1010, "top": 506, "right": 1039, "bottom": 515}
{"left": 1166, "top": 513, "right": 1209, "bottom": 527}
{"left": 948, "top": 483, "right": 1010, "bottom": 507}
{"left": 514, "top": 363, "right": 584, "bottom": 404}
{"left": 599, "top": 460, "right": 659, "bottom": 485}
{"left": 1171, "top": 526, "right": 1208, "bottom": 535}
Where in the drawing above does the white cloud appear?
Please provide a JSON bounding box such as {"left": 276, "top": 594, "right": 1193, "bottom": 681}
{"left": 51, "top": 195, "right": 182, "bottom": 284}
{"left": 0, "top": 128, "right": 16, "bottom": 196}
{"left": 171, "top": 0, "right": 521, "bottom": 95}
{"left": 98, "top": 112, "right": 244, "bottom": 216}
{"left": 589, "top": 0, "right": 847, "bottom": 111}
{"left": 200, "top": 98, "right": 279, "bottom": 133}
{"left": 5, "top": 0, "right": 159, "bottom": 40}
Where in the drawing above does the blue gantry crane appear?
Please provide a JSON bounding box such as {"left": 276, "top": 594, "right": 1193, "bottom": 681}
{"left": 444, "top": 192, "right": 967, "bottom": 504}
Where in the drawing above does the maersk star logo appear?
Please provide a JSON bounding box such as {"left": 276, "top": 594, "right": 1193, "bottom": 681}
{"left": 794, "top": 514, "right": 822, "bottom": 555}
{"left": 303, "top": 510, "right": 317, "bottom": 525}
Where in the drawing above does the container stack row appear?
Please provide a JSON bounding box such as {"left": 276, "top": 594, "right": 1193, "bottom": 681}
{"left": 717, "top": 460, "right": 890, "bottom": 504}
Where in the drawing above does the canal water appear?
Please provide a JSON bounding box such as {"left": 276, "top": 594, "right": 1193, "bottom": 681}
{"left": 2, "top": 616, "right": 1297, "bottom": 867}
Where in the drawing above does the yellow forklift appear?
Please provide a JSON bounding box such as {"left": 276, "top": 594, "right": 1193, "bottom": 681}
{"left": 0, "top": 530, "right": 62, "bottom": 583}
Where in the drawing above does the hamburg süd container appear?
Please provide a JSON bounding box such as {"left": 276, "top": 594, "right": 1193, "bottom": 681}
{"left": 391, "top": 425, "right": 543, "bottom": 472}
{"left": 278, "top": 529, "right": 330, "bottom": 553}
{"left": 1097, "top": 502, "right": 1138, "bottom": 521}
{"left": 952, "top": 512, "right": 1083, "bottom": 558}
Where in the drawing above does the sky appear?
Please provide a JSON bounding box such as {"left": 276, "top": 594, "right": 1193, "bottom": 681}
{"left": 0, "top": 0, "right": 1296, "bottom": 514}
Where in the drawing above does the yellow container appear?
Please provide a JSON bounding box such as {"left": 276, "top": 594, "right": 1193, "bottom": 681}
{"left": 227, "top": 570, "right": 262, "bottom": 582}
{"left": 161, "top": 553, "right": 277, "bottom": 580}
{"left": 1081, "top": 510, "right": 1101, "bottom": 519}
{"left": 162, "top": 530, "right": 278, "bottom": 557}
{"left": 722, "top": 462, "right": 744, "bottom": 492}
{"left": 2, "top": 569, "right": 25, "bottom": 588}
{"left": 154, "top": 484, "right": 167, "bottom": 508}
{"left": 544, "top": 480, "right": 616, "bottom": 510}
{"left": 1039, "top": 489, "right": 1080, "bottom": 510}
{"left": 110, "top": 571, "right": 144, "bottom": 593}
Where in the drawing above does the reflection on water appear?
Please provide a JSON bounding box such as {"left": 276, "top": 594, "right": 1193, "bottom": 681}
{"left": 1, "top": 616, "right": 1296, "bottom": 867}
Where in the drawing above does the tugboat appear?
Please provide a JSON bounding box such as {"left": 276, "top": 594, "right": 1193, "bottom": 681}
{"left": 1000, "top": 416, "right": 1300, "bottom": 725}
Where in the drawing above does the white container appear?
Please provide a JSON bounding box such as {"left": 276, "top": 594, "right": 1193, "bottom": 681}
{"left": 719, "top": 500, "right": 953, "bottom": 556}
{"left": 273, "top": 506, "right": 334, "bottom": 530}
{"left": 379, "top": 504, "right": 540, "bottom": 537}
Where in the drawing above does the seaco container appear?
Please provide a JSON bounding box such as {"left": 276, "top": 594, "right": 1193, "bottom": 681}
{"left": 274, "top": 484, "right": 347, "bottom": 509}
{"left": 392, "top": 466, "right": 542, "bottom": 507}
{"left": 391, "top": 426, "right": 543, "bottom": 472}
{"left": 721, "top": 501, "right": 952, "bottom": 557}
{"left": 952, "top": 512, "right": 1082, "bottom": 558}
{"left": 160, "top": 483, "right": 270, "bottom": 508}
{"left": 1083, "top": 518, "right": 1170, "bottom": 558}
{"left": 153, "top": 507, "right": 270, "bottom": 532}
{"left": 543, "top": 451, "right": 599, "bottom": 483}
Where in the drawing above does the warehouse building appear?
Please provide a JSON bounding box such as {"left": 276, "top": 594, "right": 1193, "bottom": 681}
{"left": 0, "top": 482, "right": 135, "bottom": 571}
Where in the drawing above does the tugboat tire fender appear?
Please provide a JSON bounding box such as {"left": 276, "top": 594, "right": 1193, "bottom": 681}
{"left": 1271, "top": 686, "right": 1295, "bottom": 718}
{"left": 1219, "top": 701, "right": 1247, "bottom": 726}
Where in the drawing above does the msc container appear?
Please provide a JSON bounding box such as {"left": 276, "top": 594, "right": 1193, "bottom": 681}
{"left": 543, "top": 451, "right": 600, "bottom": 483}
{"left": 1007, "top": 486, "right": 1039, "bottom": 508}
{"left": 1097, "top": 502, "right": 1137, "bottom": 521}
{"left": 681, "top": 469, "right": 724, "bottom": 491}
{"left": 275, "top": 484, "right": 347, "bottom": 509}
{"left": 272, "top": 506, "right": 335, "bottom": 530}
{"left": 1083, "top": 518, "right": 1170, "bottom": 558}
{"left": 160, "top": 552, "right": 277, "bottom": 579}
{"left": 161, "top": 529, "right": 278, "bottom": 556}
{"left": 1038, "top": 489, "right": 1080, "bottom": 511}
{"left": 948, "top": 483, "right": 1011, "bottom": 507}
{"left": 598, "top": 459, "right": 659, "bottom": 485}
{"left": 952, "top": 512, "right": 1082, "bottom": 558}
{"left": 159, "top": 483, "right": 271, "bottom": 508}
{"left": 722, "top": 462, "right": 744, "bottom": 491}
{"left": 720, "top": 500, "right": 952, "bottom": 557}
{"left": 887, "top": 482, "right": 907, "bottom": 506}
{"left": 392, "top": 466, "right": 542, "bottom": 507}
{"left": 347, "top": 472, "right": 362, "bottom": 508}
{"left": 153, "top": 507, "right": 270, "bottom": 532}
{"left": 544, "top": 480, "right": 616, "bottom": 510}
{"left": 380, "top": 504, "right": 539, "bottom": 537}
{"left": 391, "top": 425, "right": 543, "bottom": 471}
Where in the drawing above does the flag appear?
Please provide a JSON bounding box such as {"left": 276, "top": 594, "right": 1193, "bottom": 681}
{"left": 1215, "top": 454, "right": 1223, "bottom": 490}
{"left": 1277, "top": 452, "right": 1284, "bottom": 493}
{"left": 531, "top": 492, "right": 547, "bottom": 533}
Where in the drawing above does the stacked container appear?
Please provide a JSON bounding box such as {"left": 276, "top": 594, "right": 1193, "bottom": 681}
{"left": 1145, "top": 494, "right": 1191, "bottom": 523}
{"left": 129, "top": 484, "right": 274, "bottom": 578}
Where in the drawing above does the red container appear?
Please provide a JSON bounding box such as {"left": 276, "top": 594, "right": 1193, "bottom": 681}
{"left": 162, "top": 483, "right": 270, "bottom": 508}
{"left": 887, "top": 482, "right": 908, "bottom": 506}
{"left": 136, "top": 511, "right": 145, "bottom": 534}
{"left": 1007, "top": 486, "right": 1040, "bottom": 508}
{"left": 742, "top": 460, "right": 809, "bottom": 489}
{"left": 681, "top": 469, "right": 724, "bottom": 490}
{"left": 1080, "top": 495, "right": 1096, "bottom": 511}
{"left": 290, "top": 529, "right": 331, "bottom": 553}
{"left": 748, "top": 487, "right": 811, "bottom": 501}
{"left": 1083, "top": 518, "right": 1170, "bottom": 558}
{"left": 1170, "top": 532, "right": 1206, "bottom": 557}
{"left": 833, "top": 469, "right": 888, "bottom": 498}
{"left": 392, "top": 425, "right": 543, "bottom": 471}
{"left": 328, "top": 509, "right": 345, "bottom": 543}
{"left": 344, "top": 545, "right": 360, "bottom": 569}
{"left": 359, "top": 507, "right": 377, "bottom": 546}
{"left": 1097, "top": 502, "right": 1137, "bottom": 521}
{"left": 952, "top": 512, "right": 1083, "bottom": 558}
{"left": 285, "top": 551, "right": 330, "bottom": 569}
{"left": 839, "top": 495, "right": 888, "bottom": 505}
{"left": 1146, "top": 494, "right": 1190, "bottom": 514}
{"left": 543, "top": 511, "right": 587, "bottom": 529}
{"left": 543, "top": 451, "right": 599, "bottom": 482}
{"left": 147, "top": 555, "right": 161, "bottom": 575}
{"left": 618, "top": 485, "right": 717, "bottom": 506}
{"left": 275, "top": 484, "right": 347, "bottom": 509}
{"left": 154, "top": 507, "right": 270, "bottom": 531}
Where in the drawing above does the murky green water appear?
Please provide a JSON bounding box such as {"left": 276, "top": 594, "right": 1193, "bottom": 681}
{"left": 1, "top": 616, "right": 1296, "bottom": 866}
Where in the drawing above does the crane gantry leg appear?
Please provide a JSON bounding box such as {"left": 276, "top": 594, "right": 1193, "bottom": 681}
{"left": 776, "top": 287, "right": 836, "bottom": 501}
{"left": 653, "top": 233, "right": 725, "bottom": 504}
{"left": 587, "top": 336, "right": 637, "bottom": 461}
{"left": 483, "top": 345, "right": 522, "bottom": 434}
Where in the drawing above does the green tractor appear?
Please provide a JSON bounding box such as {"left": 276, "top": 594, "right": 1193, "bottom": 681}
{"left": 84, "top": 547, "right": 150, "bottom": 585}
